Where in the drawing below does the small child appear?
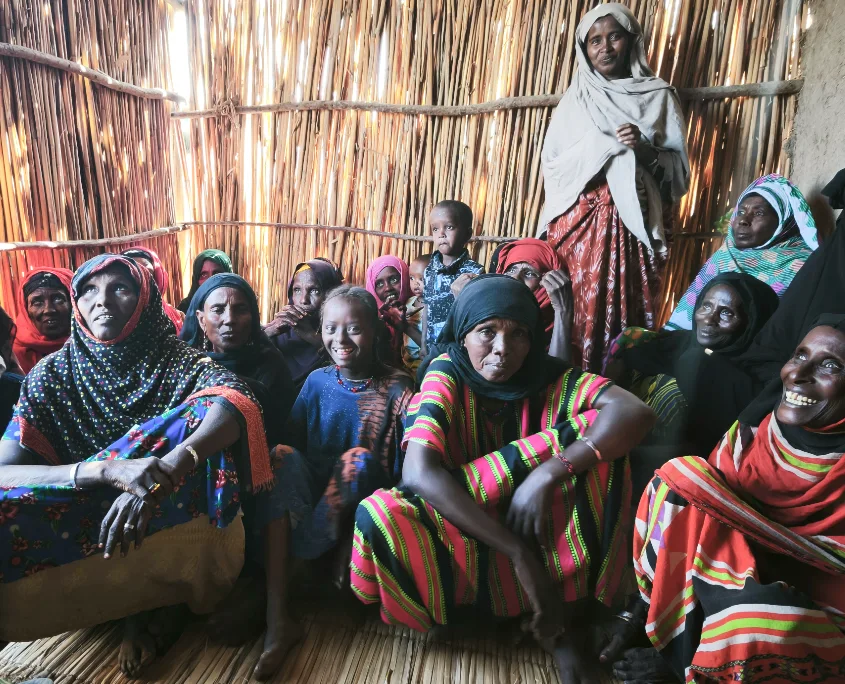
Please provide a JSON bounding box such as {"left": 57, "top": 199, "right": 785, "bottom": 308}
{"left": 422, "top": 201, "right": 485, "bottom": 351}
{"left": 401, "top": 254, "right": 430, "bottom": 371}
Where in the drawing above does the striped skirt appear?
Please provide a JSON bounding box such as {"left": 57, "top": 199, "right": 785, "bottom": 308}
{"left": 350, "top": 449, "right": 630, "bottom": 631}
{"left": 635, "top": 459, "right": 845, "bottom": 682}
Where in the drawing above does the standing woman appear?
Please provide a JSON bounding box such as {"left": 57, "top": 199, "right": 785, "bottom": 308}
{"left": 539, "top": 3, "right": 689, "bottom": 371}
{"left": 13, "top": 267, "right": 74, "bottom": 374}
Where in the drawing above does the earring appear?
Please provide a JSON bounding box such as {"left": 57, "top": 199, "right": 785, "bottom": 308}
{"left": 203, "top": 333, "right": 212, "bottom": 352}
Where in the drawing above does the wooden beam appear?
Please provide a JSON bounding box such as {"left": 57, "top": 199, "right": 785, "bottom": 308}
{"left": 0, "top": 42, "right": 185, "bottom": 103}
{"left": 171, "top": 80, "right": 804, "bottom": 120}
{"left": 0, "top": 224, "right": 191, "bottom": 252}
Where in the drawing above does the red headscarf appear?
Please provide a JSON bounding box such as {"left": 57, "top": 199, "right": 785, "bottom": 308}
{"left": 365, "top": 256, "right": 411, "bottom": 308}
{"left": 123, "top": 246, "right": 185, "bottom": 333}
{"left": 365, "top": 256, "right": 411, "bottom": 367}
{"left": 13, "top": 267, "right": 74, "bottom": 374}
{"left": 495, "top": 239, "right": 562, "bottom": 339}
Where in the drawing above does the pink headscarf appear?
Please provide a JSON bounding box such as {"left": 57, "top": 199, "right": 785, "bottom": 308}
{"left": 365, "top": 256, "right": 411, "bottom": 307}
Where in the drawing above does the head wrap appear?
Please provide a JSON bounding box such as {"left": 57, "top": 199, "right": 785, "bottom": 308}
{"left": 13, "top": 267, "right": 74, "bottom": 374}
{"left": 122, "top": 246, "right": 185, "bottom": 332}
{"left": 365, "top": 256, "right": 411, "bottom": 308}
{"left": 667, "top": 174, "right": 817, "bottom": 331}
{"left": 178, "top": 249, "right": 234, "bottom": 313}
{"left": 621, "top": 273, "right": 779, "bottom": 455}
{"left": 180, "top": 274, "right": 295, "bottom": 441}
{"left": 432, "top": 274, "right": 567, "bottom": 401}
{"left": 286, "top": 258, "right": 344, "bottom": 302}
{"left": 495, "top": 239, "right": 562, "bottom": 341}
{"left": 13, "top": 254, "right": 271, "bottom": 489}
{"left": 539, "top": 2, "right": 689, "bottom": 251}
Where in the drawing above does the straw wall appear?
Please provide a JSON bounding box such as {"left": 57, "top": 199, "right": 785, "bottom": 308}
{"left": 175, "top": 0, "right": 807, "bottom": 322}
{"left": 0, "top": 0, "right": 181, "bottom": 317}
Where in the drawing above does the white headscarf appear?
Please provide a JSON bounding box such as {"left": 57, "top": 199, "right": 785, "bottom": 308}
{"left": 538, "top": 3, "right": 690, "bottom": 253}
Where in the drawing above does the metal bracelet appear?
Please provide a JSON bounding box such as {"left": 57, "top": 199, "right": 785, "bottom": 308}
{"left": 70, "top": 462, "right": 81, "bottom": 490}
{"left": 580, "top": 436, "right": 603, "bottom": 461}
{"left": 184, "top": 444, "right": 200, "bottom": 467}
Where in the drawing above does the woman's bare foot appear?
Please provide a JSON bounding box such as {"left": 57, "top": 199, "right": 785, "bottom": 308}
{"left": 206, "top": 575, "right": 266, "bottom": 645}
{"left": 547, "top": 635, "right": 593, "bottom": 684}
{"left": 252, "top": 620, "right": 304, "bottom": 680}
{"left": 118, "top": 613, "right": 156, "bottom": 678}
{"left": 595, "top": 595, "right": 649, "bottom": 664}
{"left": 611, "top": 647, "right": 680, "bottom": 683}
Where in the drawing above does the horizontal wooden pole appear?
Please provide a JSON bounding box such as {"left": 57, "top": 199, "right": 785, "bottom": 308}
{"left": 0, "top": 221, "right": 517, "bottom": 252}
{"left": 0, "top": 42, "right": 185, "bottom": 103}
{"left": 171, "top": 80, "right": 804, "bottom": 120}
{"left": 183, "top": 221, "right": 513, "bottom": 243}
{"left": 0, "top": 224, "right": 192, "bottom": 252}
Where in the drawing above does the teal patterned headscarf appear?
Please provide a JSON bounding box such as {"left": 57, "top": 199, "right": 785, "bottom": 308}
{"left": 666, "top": 174, "right": 817, "bottom": 331}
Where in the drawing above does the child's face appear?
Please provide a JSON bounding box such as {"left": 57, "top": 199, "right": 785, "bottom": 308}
{"left": 409, "top": 261, "right": 426, "bottom": 297}
{"left": 321, "top": 297, "right": 375, "bottom": 374}
{"left": 430, "top": 207, "right": 470, "bottom": 257}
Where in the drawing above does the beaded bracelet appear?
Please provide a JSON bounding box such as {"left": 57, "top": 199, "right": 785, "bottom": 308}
{"left": 553, "top": 451, "right": 577, "bottom": 477}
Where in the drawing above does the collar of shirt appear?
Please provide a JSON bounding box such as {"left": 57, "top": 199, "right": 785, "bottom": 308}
{"left": 432, "top": 249, "right": 471, "bottom": 275}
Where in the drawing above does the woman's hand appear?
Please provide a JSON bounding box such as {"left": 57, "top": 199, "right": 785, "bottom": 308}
{"left": 616, "top": 123, "right": 641, "bottom": 149}
{"left": 99, "top": 492, "right": 154, "bottom": 558}
{"left": 264, "top": 305, "right": 310, "bottom": 336}
{"left": 512, "top": 548, "right": 567, "bottom": 641}
{"left": 541, "top": 270, "right": 573, "bottom": 316}
{"left": 380, "top": 303, "right": 407, "bottom": 331}
{"left": 450, "top": 273, "right": 477, "bottom": 299}
{"left": 507, "top": 466, "right": 557, "bottom": 546}
{"left": 101, "top": 457, "right": 178, "bottom": 504}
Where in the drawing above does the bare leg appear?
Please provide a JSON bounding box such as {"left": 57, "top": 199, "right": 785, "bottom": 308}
{"left": 253, "top": 515, "right": 304, "bottom": 680}
{"left": 206, "top": 574, "right": 266, "bottom": 645}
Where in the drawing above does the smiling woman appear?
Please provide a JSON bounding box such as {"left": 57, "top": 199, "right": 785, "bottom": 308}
{"left": 605, "top": 272, "right": 780, "bottom": 458}
{"left": 13, "top": 268, "right": 74, "bottom": 374}
{"left": 600, "top": 314, "right": 845, "bottom": 683}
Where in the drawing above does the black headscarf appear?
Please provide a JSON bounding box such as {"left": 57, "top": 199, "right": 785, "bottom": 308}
{"left": 428, "top": 274, "right": 567, "bottom": 401}
{"left": 622, "top": 272, "right": 779, "bottom": 455}
{"left": 738, "top": 205, "right": 845, "bottom": 425}
{"left": 180, "top": 273, "right": 295, "bottom": 440}
{"left": 286, "top": 258, "right": 344, "bottom": 300}
{"left": 776, "top": 313, "right": 845, "bottom": 455}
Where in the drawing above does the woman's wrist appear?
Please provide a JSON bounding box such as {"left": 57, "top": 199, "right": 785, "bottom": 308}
{"left": 76, "top": 460, "right": 107, "bottom": 488}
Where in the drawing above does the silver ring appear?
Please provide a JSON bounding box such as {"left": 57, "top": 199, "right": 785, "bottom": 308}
{"left": 124, "top": 523, "right": 135, "bottom": 530}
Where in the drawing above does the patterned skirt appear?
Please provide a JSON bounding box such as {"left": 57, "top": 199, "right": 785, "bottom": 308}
{"left": 636, "top": 459, "right": 845, "bottom": 682}
{"left": 350, "top": 450, "right": 630, "bottom": 631}
{"left": 548, "top": 175, "right": 665, "bottom": 372}
{"left": 0, "top": 398, "right": 248, "bottom": 584}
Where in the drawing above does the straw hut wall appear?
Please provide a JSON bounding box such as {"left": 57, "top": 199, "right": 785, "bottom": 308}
{"left": 0, "top": 0, "right": 808, "bottom": 323}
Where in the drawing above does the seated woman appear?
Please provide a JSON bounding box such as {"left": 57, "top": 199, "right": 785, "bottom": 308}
{"left": 264, "top": 258, "right": 343, "bottom": 390}
{"left": 122, "top": 246, "right": 186, "bottom": 332}
{"left": 666, "top": 173, "right": 817, "bottom": 331}
{"left": 351, "top": 275, "right": 656, "bottom": 683}
{"left": 177, "top": 248, "right": 234, "bottom": 313}
{"left": 0, "top": 255, "right": 289, "bottom": 681}
{"left": 262, "top": 285, "right": 414, "bottom": 659}
{"left": 180, "top": 273, "right": 295, "bottom": 446}
{"left": 0, "top": 306, "right": 23, "bottom": 432}
{"left": 598, "top": 316, "right": 845, "bottom": 683}
{"left": 494, "top": 238, "right": 573, "bottom": 361}
{"left": 365, "top": 255, "right": 415, "bottom": 369}
{"left": 605, "top": 273, "right": 779, "bottom": 459}
{"left": 12, "top": 267, "right": 73, "bottom": 374}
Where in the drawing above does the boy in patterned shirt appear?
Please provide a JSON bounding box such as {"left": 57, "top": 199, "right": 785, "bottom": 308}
{"left": 421, "top": 200, "right": 484, "bottom": 353}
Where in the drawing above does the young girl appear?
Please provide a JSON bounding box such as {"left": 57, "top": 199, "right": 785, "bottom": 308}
{"left": 257, "top": 286, "right": 414, "bottom": 675}
{"left": 365, "top": 255, "right": 412, "bottom": 368}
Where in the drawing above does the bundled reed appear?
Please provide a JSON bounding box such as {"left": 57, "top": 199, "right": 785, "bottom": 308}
{"left": 174, "top": 0, "right": 807, "bottom": 322}
{"left": 0, "top": 0, "right": 182, "bottom": 318}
